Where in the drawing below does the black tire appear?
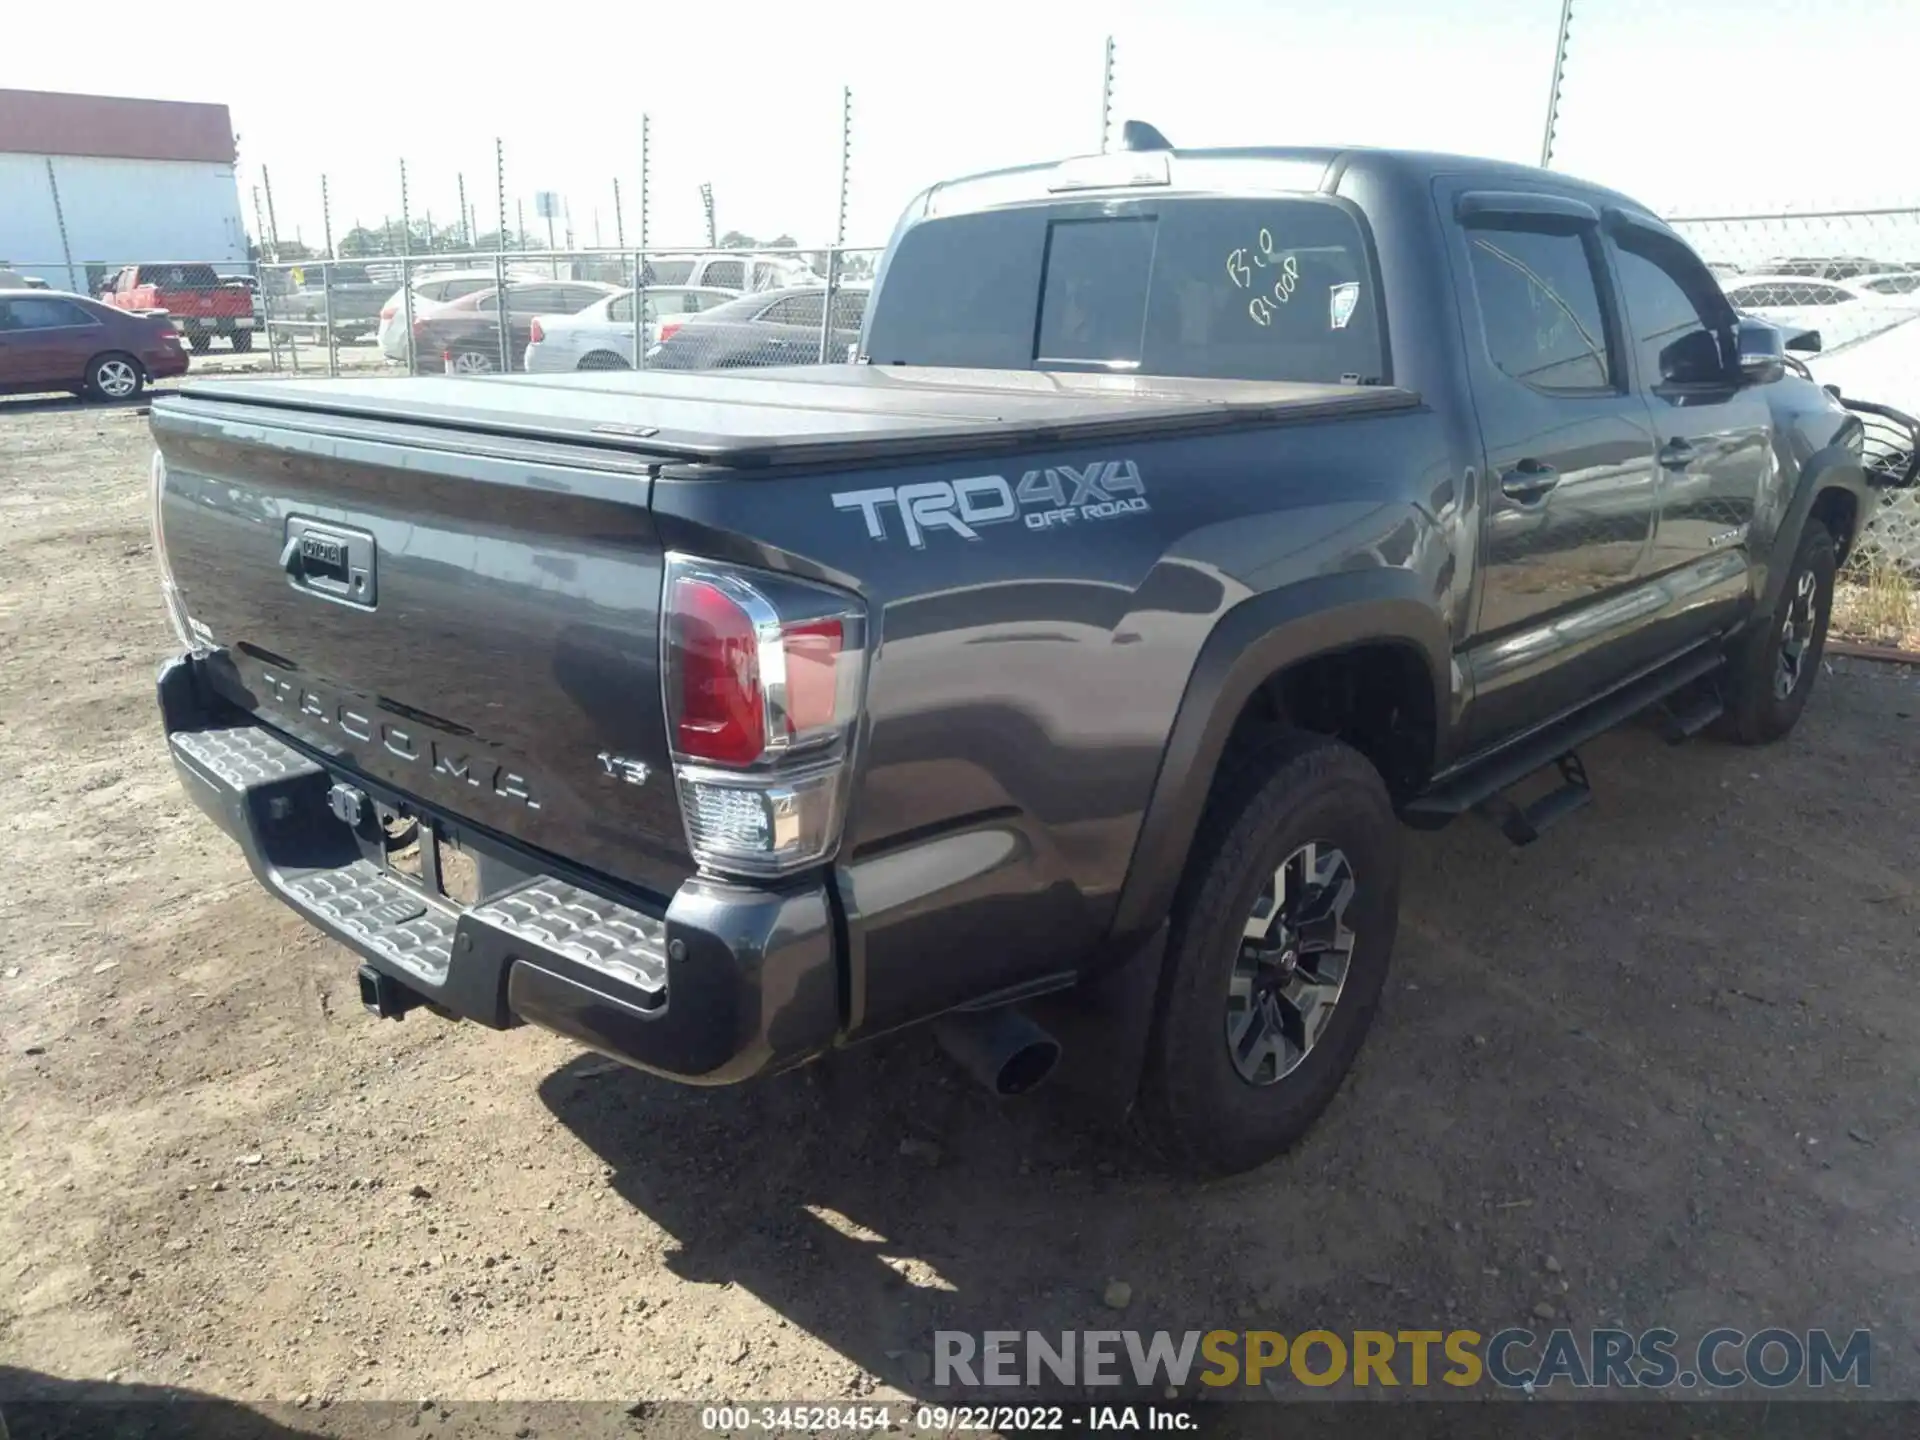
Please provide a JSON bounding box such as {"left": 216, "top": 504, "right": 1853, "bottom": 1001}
{"left": 230, "top": 330, "right": 254, "bottom": 353}
{"left": 1719, "top": 522, "right": 1836, "bottom": 745}
{"left": 187, "top": 333, "right": 212, "bottom": 354}
{"left": 82, "top": 352, "right": 146, "bottom": 403}
{"left": 577, "top": 350, "right": 631, "bottom": 371}
{"left": 1135, "top": 730, "right": 1401, "bottom": 1176}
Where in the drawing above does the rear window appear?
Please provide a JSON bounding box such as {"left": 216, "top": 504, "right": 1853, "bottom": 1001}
{"left": 643, "top": 259, "right": 696, "bottom": 286}
{"left": 139, "top": 264, "right": 221, "bottom": 289}
{"left": 865, "top": 197, "right": 1384, "bottom": 384}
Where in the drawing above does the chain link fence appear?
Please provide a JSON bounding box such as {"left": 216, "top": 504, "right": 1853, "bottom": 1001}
{"left": 246, "top": 246, "right": 882, "bottom": 378}
{"left": 1664, "top": 209, "right": 1920, "bottom": 580}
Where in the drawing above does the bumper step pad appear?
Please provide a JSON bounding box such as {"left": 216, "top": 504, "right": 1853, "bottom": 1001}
{"left": 169, "top": 723, "right": 667, "bottom": 1007}
{"left": 475, "top": 880, "right": 667, "bottom": 997}
{"left": 284, "top": 859, "right": 457, "bottom": 985}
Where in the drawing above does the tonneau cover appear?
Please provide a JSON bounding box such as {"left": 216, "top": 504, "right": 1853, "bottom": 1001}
{"left": 172, "top": 365, "right": 1421, "bottom": 469}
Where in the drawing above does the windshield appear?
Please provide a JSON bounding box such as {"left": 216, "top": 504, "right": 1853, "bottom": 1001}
{"left": 865, "top": 196, "right": 1385, "bottom": 384}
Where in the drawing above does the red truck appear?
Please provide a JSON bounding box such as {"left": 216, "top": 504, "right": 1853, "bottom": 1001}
{"left": 98, "top": 264, "right": 256, "bottom": 353}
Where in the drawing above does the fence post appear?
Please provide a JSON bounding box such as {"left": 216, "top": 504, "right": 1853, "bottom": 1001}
{"left": 458, "top": 172, "right": 470, "bottom": 247}
{"left": 401, "top": 162, "right": 418, "bottom": 375}
{"left": 495, "top": 138, "right": 508, "bottom": 251}
{"left": 323, "top": 259, "right": 338, "bottom": 377}
{"left": 1540, "top": 0, "right": 1574, "bottom": 168}
{"left": 817, "top": 248, "right": 839, "bottom": 363}
{"left": 635, "top": 248, "right": 648, "bottom": 371}
{"left": 820, "top": 87, "right": 851, "bottom": 362}
{"left": 495, "top": 253, "right": 510, "bottom": 373}
{"left": 640, "top": 115, "right": 650, "bottom": 254}
{"left": 262, "top": 164, "right": 282, "bottom": 260}
{"left": 613, "top": 177, "right": 625, "bottom": 249}
{"left": 1100, "top": 36, "right": 1116, "bottom": 153}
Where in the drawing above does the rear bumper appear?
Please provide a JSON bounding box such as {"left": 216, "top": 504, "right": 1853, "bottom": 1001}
{"left": 157, "top": 654, "right": 840, "bottom": 1085}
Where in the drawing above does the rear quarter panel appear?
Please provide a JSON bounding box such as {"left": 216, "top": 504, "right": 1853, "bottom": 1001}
{"left": 651, "top": 403, "right": 1464, "bottom": 1037}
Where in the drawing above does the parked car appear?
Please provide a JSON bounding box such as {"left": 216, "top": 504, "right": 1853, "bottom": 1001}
{"left": 150, "top": 132, "right": 1887, "bottom": 1174}
{"left": 0, "top": 268, "right": 51, "bottom": 290}
{"left": 1, "top": 289, "right": 186, "bottom": 400}
{"left": 522, "top": 286, "right": 737, "bottom": 372}
{"left": 641, "top": 251, "right": 819, "bottom": 292}
{"left": 275, "top": 262, "right": 391, "bottom": 344}
{"left": 410, "top": 280, "right": 619, "bottom": 373}
{"left": 1754, "top": 256, "right": 1910, "bottom": 281}
{"left": 97, "top": 264, "right": 256, "bottom": 352}
{"left": 1722, "top": 274, "right": 1920, "bottom": 352}
{"left": 646, "top": 285, "right": 869, "bottom": 370}
{"left": 375, "top": 267, "right": 547, "bottom": 362}
{"left": 1798, "top": 316, "right": 1920, "bottom": 483}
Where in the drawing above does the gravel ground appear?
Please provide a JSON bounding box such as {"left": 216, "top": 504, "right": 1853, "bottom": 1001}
{"left": 2, "top": 393, "right": 1918, "bottom": 1432}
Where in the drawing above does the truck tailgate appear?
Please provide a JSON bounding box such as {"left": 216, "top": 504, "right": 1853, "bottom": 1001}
{"left": 151, "top": 393, "right": 692, "bottom": 899}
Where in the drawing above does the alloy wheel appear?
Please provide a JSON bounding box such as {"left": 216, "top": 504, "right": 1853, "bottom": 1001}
{"left": 96, "top": 359, "right": 139, "bottom": 398}
{"left": 450, "top": 350, "right": 497, "bottom": 374}
{"left": 1775, "top": 567, "right": 1819, "bottom": 700}
{"left": 1227, "top": 841, "right": 1358, "bottom": 1086}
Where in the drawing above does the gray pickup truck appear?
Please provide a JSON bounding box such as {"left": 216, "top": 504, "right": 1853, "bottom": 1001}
{"left": 149, "top": 127, "right": 1890, "bottom": 1174}
{"left": 273, "top": 261, "right": 389, "bottom": 343}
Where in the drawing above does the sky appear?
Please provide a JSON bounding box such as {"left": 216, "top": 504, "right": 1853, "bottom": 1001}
{"left": 5, "top": 0, "right": 1918, "bottom": 254}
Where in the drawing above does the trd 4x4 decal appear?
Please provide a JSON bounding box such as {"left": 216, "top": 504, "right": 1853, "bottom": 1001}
{"left": 833, "top": 460, "right": 1148, "bottom": 549}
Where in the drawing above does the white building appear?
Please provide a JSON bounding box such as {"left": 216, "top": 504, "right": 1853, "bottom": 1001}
{"left": 0, "top": 88, "right": 248, "bottom": 293}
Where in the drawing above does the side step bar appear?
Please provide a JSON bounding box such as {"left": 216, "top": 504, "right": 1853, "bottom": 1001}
{"left": 1405, "top": 645, "right": 1726, "bottom": 843}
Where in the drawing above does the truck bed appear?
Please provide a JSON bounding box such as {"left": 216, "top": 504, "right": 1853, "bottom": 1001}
{"left": 177, "top": 365, "right": 1421, "bottom": 470}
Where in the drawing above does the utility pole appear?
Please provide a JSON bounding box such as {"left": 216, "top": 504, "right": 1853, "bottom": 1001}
{"left": 700, "top": 183, "right": 716, "bottom": 247}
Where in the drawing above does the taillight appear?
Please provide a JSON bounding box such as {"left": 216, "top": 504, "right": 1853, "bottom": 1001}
{"left": 529, "top": 317, "right": 545, "bottom": 343}
{"left": 662, "top": 555, "right": 868, "bottom": 878}
{"left": 657, "top": 320, "right": 683, "bottom": 344}
{"left": 380, "top": 304, "right": 396, "bottom": 321}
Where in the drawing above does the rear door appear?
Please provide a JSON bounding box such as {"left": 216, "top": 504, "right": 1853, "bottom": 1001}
{"left": 1444, "top": 189, "right": 1661, "bottom": 748}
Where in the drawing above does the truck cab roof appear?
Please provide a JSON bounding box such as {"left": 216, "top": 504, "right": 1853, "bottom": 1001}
{"left": 915, "top": 138, "right": 1654, "bottom": 222}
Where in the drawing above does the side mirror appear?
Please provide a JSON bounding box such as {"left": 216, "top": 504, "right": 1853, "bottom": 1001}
{"left": 1734, "top": 318, "right": 1786, "bottom": 385}
{"left": 1783, "top": 327, "right": 1822, "bottom": 354}
{"left": 1658, "top": 327, "right": 1731, "bottom": 386}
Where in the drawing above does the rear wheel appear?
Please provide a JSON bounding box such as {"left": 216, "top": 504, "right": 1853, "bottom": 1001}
{"left": 83, "top": 353, "right": 145, "bottom": 402}
{"left": 1720, "top": 521, "right": 1835, "bottom": 744}
{"left": 1135, "top": 731, "right": 1400, "bottom": 1175}
{"left": 447, "top": 348, "right": 498, "bottom": 375}
{"left": 230, "top": 330, "right": 254, "bottom": 353}
{"left": 578, "top": 350, "right": 631, "bottom": 371}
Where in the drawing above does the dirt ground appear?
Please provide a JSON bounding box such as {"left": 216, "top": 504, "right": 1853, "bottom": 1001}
{"left": 3, "top": 392, "right": 1918, "bottom": 1427}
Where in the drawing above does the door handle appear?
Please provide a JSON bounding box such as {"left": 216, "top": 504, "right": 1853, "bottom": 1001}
{"left": 1659, "top": 438, "right": 1697, "bottom": 470}
{"left": 1500, "top": 460, "right": 1561, "bottom": 503}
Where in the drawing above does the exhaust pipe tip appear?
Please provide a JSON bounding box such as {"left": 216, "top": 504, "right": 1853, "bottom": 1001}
{"left": 934, "top": 1007, "right": 1062, "bottom": 1098}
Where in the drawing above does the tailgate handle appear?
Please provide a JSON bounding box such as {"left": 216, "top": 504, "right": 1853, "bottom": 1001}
{"left": 282, "top": 518, "right": 377, "bottom": 609}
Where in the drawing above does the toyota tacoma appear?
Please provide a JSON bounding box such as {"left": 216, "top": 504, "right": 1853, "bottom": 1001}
{"left": 148, "top": 128, "right": 1891, "bottom": 1173}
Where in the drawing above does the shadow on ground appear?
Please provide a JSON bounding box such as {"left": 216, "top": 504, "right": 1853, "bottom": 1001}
{"left": 539, "top": 673, "right": 1920, "bottom": 1401}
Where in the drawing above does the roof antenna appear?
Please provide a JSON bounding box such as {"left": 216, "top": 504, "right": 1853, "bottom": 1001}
{"left": 1120, "top": 120, "right": 1172, "bottom": 152}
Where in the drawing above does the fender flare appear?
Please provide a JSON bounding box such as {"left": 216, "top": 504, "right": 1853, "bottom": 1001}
{"left": 1105, "top": 568, "right": 1451, "bottom": 948}
{"left": 1758, "top": 443, "right": 1871, "bottom": 615}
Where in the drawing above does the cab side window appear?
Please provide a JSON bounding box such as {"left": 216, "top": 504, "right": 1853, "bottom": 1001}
{"left": 1610, "top": 229, "right": 1732, "bottom": 387}
{"left": 1464, "top": 223, "right": 1615, "bottom": 393}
